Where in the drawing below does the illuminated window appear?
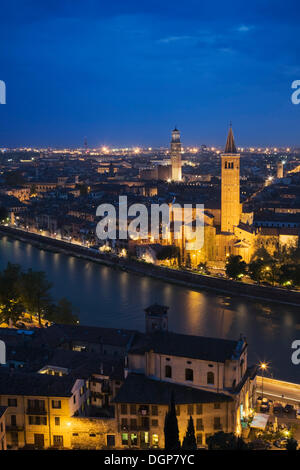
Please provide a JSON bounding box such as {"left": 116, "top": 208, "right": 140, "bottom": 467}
{"left": 152, "top": 434, "right": 159, "bottom": 446}
{"left": 121, "top": 433, "right": 129, "bottom": 445}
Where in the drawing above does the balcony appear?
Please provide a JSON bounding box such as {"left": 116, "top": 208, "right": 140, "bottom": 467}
{"left": 6, "top": 425, "right": 24, "bottom": 432}
{"left": 26, "top": 408, "right": 47, "bottom": 415}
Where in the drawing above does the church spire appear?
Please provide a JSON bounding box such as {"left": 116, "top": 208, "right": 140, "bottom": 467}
{"left": 224, "top": 124, "right": 237, "bottom": 154}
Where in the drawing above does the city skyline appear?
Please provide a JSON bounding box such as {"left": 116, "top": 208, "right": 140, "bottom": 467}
{"left": 1, "top": 0, "right": 300, "bottom": 147}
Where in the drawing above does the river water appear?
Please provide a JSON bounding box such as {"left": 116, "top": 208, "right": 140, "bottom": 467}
{"left": 0, "top": 235, "right": 299, "bottom": 383}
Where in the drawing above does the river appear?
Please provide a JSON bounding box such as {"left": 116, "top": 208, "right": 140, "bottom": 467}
{"left": 0, "top": 235, "right": 299, "bottom": 383}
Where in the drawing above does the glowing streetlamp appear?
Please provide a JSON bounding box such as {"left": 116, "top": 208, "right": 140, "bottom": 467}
{"left": 259, "top": 362, "right": 268, "bottom": 400}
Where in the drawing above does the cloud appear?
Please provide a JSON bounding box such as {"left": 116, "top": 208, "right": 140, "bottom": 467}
{"left": 236, "top": 25, "right": 255, "bottom": 33}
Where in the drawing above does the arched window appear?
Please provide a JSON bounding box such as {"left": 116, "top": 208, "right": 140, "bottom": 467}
{"left": 225, "top": 161, "right": 227, "bottom": 169}
{"left": 185, "top": 368, "right": 193, "bottom": 381}
{"left": 165, "top": 365, "right": 172, "bottom": 378}
{"left": 207, "top": 371, "right": 214, "bottom": 385}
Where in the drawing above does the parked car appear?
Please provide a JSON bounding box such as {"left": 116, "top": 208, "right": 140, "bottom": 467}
{"left": 273, "top": 402, "right": 283, "bottom": 414}
{"left": 260, "top": 403, "right": 270, "bottom": 413}
{"left": 274, "top": 438, "right": 288, "bottom": 449}
{"left": 284, "top": 404, "right": 294, "bottom": 414}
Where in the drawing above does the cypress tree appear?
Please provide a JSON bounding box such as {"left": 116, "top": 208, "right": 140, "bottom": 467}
{"left": 164, "top": 392, "right": 181, "bottom": 450}
{"left": 182, "top": 416, "right": 197, "bottom": 450}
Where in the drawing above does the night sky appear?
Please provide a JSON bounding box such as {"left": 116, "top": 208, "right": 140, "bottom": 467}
{"left": 1, "top": 0, "right": 300, "bottom": 147}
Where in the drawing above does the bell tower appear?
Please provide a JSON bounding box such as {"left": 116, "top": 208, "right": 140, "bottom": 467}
{"left": 221, "top": 125, "right": 240, "bottom": 233}
{"left": 170, "top": 127, "right": 182, "bottom": 181}
{"left": 145, "top": 304, "right": 169, "bottom": 333}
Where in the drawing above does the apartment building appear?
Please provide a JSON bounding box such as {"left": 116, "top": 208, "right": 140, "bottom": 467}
{"left": 0, "top": 407, "right": 7, "bottom": 450}
{"left": 0, "top": 370, "right": 87, "bottom": 449}
{"left": 113, "top": 304, "right": 257, "bottom": 448}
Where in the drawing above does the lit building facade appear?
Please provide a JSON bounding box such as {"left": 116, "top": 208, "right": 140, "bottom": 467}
{"left": 170, "top": 128, "right": 182, "bottom": 182}
{"left": 221, "top": 126, "right": 241, "bottom": 233}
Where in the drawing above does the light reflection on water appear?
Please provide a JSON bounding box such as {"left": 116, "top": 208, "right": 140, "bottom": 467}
{"left": 0, "top": 235, "right": 299, "bottom": 383}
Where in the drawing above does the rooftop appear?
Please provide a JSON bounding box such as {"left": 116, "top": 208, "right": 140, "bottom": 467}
{"left": 114, "top": 374, "right": 233, "bottom": 404}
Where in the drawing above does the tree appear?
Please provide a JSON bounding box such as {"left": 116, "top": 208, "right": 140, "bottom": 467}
{"left": 182, "top": 416, "right": 197, "bottom": 450}
{"left": 248, "top": 258, "right": 265, "bottom": 284}
{"left": 164, "top": 393, "right": 181, "bottom": 450}
{"left": 207, "top": 432, "right": 248, "bottom": 450}
{"left": 44, "top": 298, "right": 79, "bottom": 325}
{"left": 18, "top": 269, "right": 52, "bottom": 326}
{"left": 225, "top": 255, "right": 246, "bottom": 280}
{"left": 0, "top": 206, "right": 8, "bottom": 222}
{"left": 286, "top": 437, "right": 298, "bottom": 451}
{"left": 0, "top": 263, "right": 24, "bottom": 325}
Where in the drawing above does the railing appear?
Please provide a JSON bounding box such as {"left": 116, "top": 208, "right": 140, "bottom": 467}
{"left": 26, "top": 408, "right": 47, "bottom": 415}
{"left": 6, "top": 425, "right": 24, "bottom": 432}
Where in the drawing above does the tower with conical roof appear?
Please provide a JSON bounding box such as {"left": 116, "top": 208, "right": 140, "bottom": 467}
{"left": 221, "top": 125, "right": 240, "bottom": 233}
{"left": 170, "top": 127, "right": 182, "bottom": 181}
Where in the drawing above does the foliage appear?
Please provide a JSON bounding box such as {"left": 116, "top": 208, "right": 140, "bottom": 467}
{"left": 156, "top": 245, "right": 180, "bottom": 261}
{"left": 207, "top": 432, "right": 248, "bottom": 450}
{"left": 44, "top": 298, "right": 79, "bottom": 325}
{"left": 225, "top": 255, "right": 247, "bottom": 280}
{"left": 286, "top": 438, "right": 298, "bottom": 451}
{"left": 0, "top": 206, "right": 8, "bottom": 222}
{"left": 182, "top": 416, "right": 197, "bottom": 450}
{"left": 0, "top": 263, "right": 24, "bottom": 325}
{"left": 18, "top": 269, "right": 52, "bottom": 325}
{"left": 164, "top": 393, "right": 181, "bottom": 450}
{"left": 0, "top": 262, "right": 78, "bottom": 326}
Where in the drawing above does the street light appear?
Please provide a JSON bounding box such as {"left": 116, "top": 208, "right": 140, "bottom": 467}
{"left": 259, "top": 362, "right": 268, "bottom": 400}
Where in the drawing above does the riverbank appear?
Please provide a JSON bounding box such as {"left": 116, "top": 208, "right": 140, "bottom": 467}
{"left": 1, "top": 224, "right": 300, "bottom": 307}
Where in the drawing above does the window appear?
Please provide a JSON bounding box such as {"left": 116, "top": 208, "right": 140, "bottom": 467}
{"left": 131, "top": 433, "right": 138, "bottom": 446}
{"left": 107, "top": 435, "right": 115, "bottom": 447}
{"left": 185, "top": 368, "right": 193, "bottom": 381}
{"left": 130, "top": 404, "right": 136, "bottom": 415}
{"left": 196, "top": 418, "right": 204, "bottom": 431}
{"left": 73, "top": 395, "right": 76, "bottom": 404}
{"left": 130, "top": 418, "right": 137, "bottom": 429}
{"left": 121, "top": 433, "right": 129, "bottom": 445}
{"left": 214, "top": 403, "right": 221, "bottom": 410}
{"left": 151, "top": 419, "right": 158, "bottom": 427}
{"left": 53, "top": 435, "right": 63, "bottom": 448}
{"left": 52, "top": 400, "right": 61, "bottom": 409}
{"left": 55, "top": 417, "right": 60, "bottom": 426}
{"left": 151, "top": 405, "right": 158, "bottom": 416}
{"left": 207, "top": 372, "right": 214, "bottom": 385}
{"left": 29, "top": 416, "right": 47, "bottom": 425}
{"left": 121, "top": 418, "right": 128, "bottom": 427}
{"left": 11, "top": 415, "right": 16, "bottom": 426}
{"left": 214, "top": 417, "right": 222, "bottom": 430}
{"left": 28, "top": 399, "right": 45, "bottom": 412}
{"left": 196, "top": 434, "right": 203, "bottom": 445}
{"left": 187, "top": 404, "right": 194, "bottom": 415}
{"left": 120, "top": 404, "right": 127, "bottom": 415}
{"left": 152, "top": 434, "right": 159, "bottom": 446}
{"left": 196, "top": 404, "right": 203, "bottom": 415}
{"left": 8, "top": 398, "right": 17, "bottom": 407}
{"left": 165, "top": 365, "right": 172, "bottom": 378}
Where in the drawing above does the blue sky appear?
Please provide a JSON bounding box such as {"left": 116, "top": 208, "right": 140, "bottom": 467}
{"left": 0, "top": 0, "right": 300, "bottom": 147}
